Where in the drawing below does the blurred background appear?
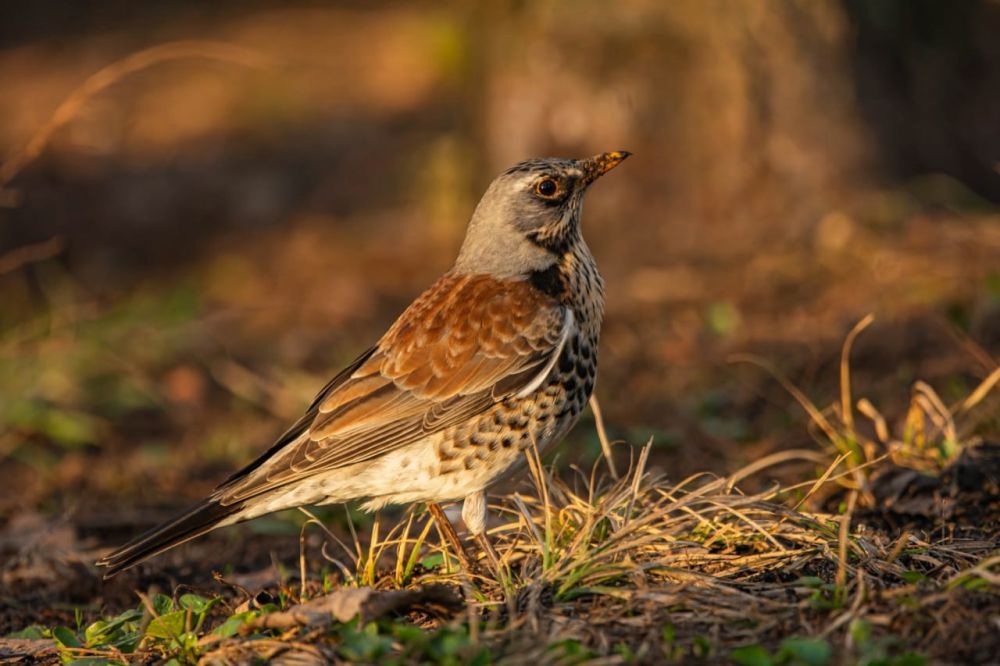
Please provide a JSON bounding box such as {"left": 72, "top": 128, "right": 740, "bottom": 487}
{"left": 1, "top": 1, "right": 999, "bottom": 535}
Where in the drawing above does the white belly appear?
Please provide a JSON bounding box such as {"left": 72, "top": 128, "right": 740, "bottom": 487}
{"left": 233, "top": 434, "right": 502, "bottom": 520}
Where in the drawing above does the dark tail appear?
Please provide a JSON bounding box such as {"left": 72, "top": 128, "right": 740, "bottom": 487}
{"left": 96, "top": 497, "right": 244, "bottom": 578}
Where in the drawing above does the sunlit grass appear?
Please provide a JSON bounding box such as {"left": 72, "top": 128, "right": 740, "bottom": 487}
{"left": 5, "top": 322, "right": 998, "bottom": 664}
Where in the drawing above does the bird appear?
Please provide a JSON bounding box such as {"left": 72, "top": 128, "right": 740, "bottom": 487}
{"left": 96, "top": 150, "right": 630, "bottom": 578}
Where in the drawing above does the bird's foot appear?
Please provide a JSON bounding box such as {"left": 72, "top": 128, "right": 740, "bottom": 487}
{"left": 475, "top": 532, "right": 504, "bottom": 579}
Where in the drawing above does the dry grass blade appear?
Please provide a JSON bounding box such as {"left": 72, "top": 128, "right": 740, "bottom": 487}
{"left": 623, "top": 438, "right": 651, "bottom": 530}
{"left": 840, "top": 314, "right": 874, "bottom": 433}
{"left": 524, "top": 432, "right": 554, "bottom": 565}
{"left": 835, "top": 489, "right": 858, "bottom": 590}
{"left": 725, "top": 448, "right": 830, "bottom": 491}
{"left": 589, "top": 395, "right": 619, "bottom": 479}
{"left": 857, "top": 398, "right": 890, "bottom": 443}
{"left": 394, "top": 511, "right": 415, "bottom": 584}
{"left": 728, "top": 353, "right": 841, "bottom": 445}
{"left": 956, "top": 364, "right": 1000, "bottom": 415}
{"left": 913, "top": 381, "right": 956, "bottom": 445}
{"left": 298, "top": 507, "right": 357, "bottom": 570}
{"left": 791, "top": 451, "right": 851, "bottom": 511}
{"left": 511, "top": 493, "right": 544, "bottom": 550}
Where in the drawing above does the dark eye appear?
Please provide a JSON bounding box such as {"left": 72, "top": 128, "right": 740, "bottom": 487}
{"left": 536, "top": 178, "right": 558, "bottom": 197}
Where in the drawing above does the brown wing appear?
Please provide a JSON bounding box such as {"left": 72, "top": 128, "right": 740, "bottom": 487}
{"left": 218, "top": 273, "right": 570, "bottom": 504}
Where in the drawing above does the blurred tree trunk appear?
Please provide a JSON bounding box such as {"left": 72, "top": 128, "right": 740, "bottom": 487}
{"left": 844, "top": 0, "right": 1000, "bottom": 203}
{"left": 474, "top": 0, "right": 873, "bottom": 259}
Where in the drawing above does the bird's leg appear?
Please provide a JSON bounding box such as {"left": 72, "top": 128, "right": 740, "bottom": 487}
{"left": 462, "top": 490, "right": 502, "bottom": 576}
{"left": 475, "top": 532, "right": 502, "bottom": 575}
{"left": 427, "top": 502, "right": 473, "bottom": 571}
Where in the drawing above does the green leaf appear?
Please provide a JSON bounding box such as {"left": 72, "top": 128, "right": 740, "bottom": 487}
{"left": 430, "top": 627, "right": 470, "bottom": 658}
{"left": 144, "top": 610, "right": 186, "bottom": 640}
{"left": 179, "top": 593, "right": 218, "bottom": 616}
{"left": 546, "top": 638, "right": 595, "bottom": 663}
{"left": 467, "top": 648, "right": 492, "bottom": 666}
{"left": 52, "top": 626, "right": 81, "bottom": 648}
{"left": 100, "top": 608, "right": 142, "bottom": 634}
{"left": 900, "top": 571, "right": 926, "bottom": 584}
{"left": 6, "top": 625, "right": 47, "bottom": 640}
{"left": 420, "top": 553, "right": 445, "bottom": 570}
{"left": 151, "top": 594, "right": 175, "bottom": 616}
{"left": 778, "top": 637, "right": 831, "bottom": 666}
{"left": 338, "top": 624, "right": 392, "bottom": 662}
{"left": 731, "top": 644, "right": 773, "bottom": 666}
{"left": 390, "top": 623, "right": 426, "bottom": 647}
{"left": 80, "top": 607, "right": 143, "bottom": 652}
{"left": 6, "top": 401, "right": 101, "bottom": 448}
{"left": 613, "top": 642, "right": 635, "bottom": 660}
{"left": 212, "top": 612, "right": 255, "bottom": 639}
{"left": 42, "top": 409, "right": 100, "bottom": 447}
{"left": 961, "top": 576, "right": 990, "bottom": 591}
{"left": 794, "top": 576, "right": 826, "bottom": 588}
{"left": 848, "top": 618, "right": 872, "bottom": 646}
{"left": 706, "top": 301, "right": 741, "bottom": 337}
{"left": 84, "top": 620, "right": 109, "bottom": 646}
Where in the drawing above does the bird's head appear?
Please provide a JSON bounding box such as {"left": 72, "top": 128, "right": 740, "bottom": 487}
{"left": 454, "top": 151, "right": 630, "bottom": 278}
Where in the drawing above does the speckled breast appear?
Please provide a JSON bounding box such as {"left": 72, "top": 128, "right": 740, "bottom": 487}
{"left": 435, "top": 239, "right": 604, "bottom": 484}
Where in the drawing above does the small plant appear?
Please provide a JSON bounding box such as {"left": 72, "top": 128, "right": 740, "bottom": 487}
{"left": 43, "top": 593, "right": 270, "bottom": 665}
{"left": 731, "top": 637, "right": 833, "bottom": 666}
{"left": 732, "top": 314, "right": 1000, "bottom": 484}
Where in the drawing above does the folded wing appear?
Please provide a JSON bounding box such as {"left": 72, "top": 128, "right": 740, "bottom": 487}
{"left": 218, "top": 273, "right": 571, "bottom": 504}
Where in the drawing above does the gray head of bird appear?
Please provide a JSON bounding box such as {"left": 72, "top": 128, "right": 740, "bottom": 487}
{"left": 454, "top": 151, "right": 630, "bottom": 278}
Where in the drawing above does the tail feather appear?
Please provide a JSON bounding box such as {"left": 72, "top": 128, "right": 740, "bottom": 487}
{"left": 96, "top": 497, "right": 244, "bottom": 578}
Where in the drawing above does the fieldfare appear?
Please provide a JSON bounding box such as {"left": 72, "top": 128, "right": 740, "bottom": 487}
{"left": 97, "top": 151, "right": 630, "bottom": 577}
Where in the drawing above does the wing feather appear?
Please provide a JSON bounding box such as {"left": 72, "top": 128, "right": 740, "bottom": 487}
{"left": 218, "top": 273, "right": 570, "bottom": 504}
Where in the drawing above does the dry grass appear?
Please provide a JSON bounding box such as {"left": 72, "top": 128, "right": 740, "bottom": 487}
{"left": 328, "top": 446, "right": 992, "bottom": 664}
{"left": 4, "top": 327, "right": 998, "bottom": 665}
{"left": 252, "top": 320, "right": 997, "bottom": 663}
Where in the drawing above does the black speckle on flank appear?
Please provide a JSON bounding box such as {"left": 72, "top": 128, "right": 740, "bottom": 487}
{"left": 559, "top": 353, "right": 574, "bottom": 373}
